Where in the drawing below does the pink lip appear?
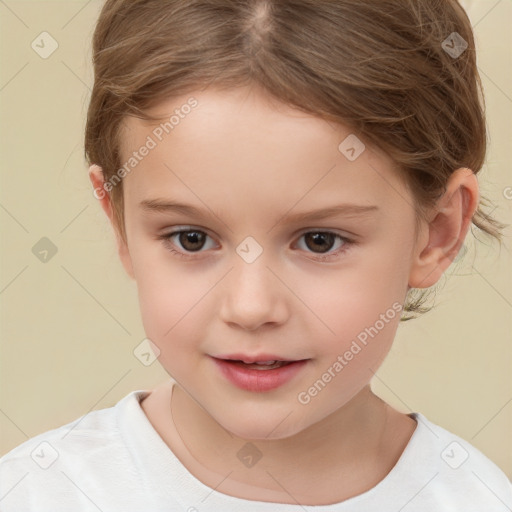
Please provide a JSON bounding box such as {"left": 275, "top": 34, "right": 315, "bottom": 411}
{"left": 210, "top": 356, "right": 309, "bottom": 392}
{"left": 213, "top": 353, "right": 300, "bottom": 364}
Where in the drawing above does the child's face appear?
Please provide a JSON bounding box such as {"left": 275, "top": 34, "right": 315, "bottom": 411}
{"left": 114, "top": 86, "right": 427, "bottom": 439}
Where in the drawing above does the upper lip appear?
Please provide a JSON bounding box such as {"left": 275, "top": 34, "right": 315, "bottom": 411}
{"left": 212, "top": 353, "right": 308, "bottom": 364}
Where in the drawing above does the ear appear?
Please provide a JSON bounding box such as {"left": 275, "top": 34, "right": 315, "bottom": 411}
{"left": 88, "top": 165, "right": 135, "bottom": 280}
{"left": 408, "top": 167, "right": 479, "bottom": 289}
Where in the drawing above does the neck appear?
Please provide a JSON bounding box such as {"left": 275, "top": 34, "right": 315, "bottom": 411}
{"left": 168, "top": 383, "right": 412, "bottom": 505}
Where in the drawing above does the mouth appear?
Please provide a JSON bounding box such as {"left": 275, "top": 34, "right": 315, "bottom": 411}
{"left": 216, "top": 359, "right": 298, "bottom": 370}
{"left": 209, "top": 354, "right": 310, "bottom": 392}
{"left": 213, "top": 353, "right": 308, "bottom": 368}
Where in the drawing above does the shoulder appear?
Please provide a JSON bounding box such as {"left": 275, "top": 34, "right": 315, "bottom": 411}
{"left": 1, "top": 396, "right": 120, "bottom": 466}
{"left": 0, "top": 390, "right": 149, "bottom": 511}
{"left": 402, "top": 413, "right": 512, "bottom": 510}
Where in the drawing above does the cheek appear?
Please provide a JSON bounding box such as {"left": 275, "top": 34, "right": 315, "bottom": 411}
{"left": 304, "top": 261, "right": 406, "bottom": 341}
{"left": 133, "top": 258, "right": 223, "bottom": 375}
{"left": 293, "top": 257, "right": 406, "bottom": 387}
{"left": 294, "top": 276, "right": 403, "bottom": 411}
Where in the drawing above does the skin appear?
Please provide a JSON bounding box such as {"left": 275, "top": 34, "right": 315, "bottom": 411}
{"left": 89, "top": 84, "right": 479, "bottom": 505}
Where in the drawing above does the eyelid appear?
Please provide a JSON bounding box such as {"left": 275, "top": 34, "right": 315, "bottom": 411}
{"left": 293, "top": 226, "right": 358, "bottom": 239}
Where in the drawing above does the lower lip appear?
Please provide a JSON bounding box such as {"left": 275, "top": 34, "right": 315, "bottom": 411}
{"left": 211, "top": 357, "right": 309, "bottom": 392}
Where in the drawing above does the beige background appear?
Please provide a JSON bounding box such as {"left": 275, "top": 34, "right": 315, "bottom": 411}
{"left": 1, "top": 0, "right": 511, "bottom": 480}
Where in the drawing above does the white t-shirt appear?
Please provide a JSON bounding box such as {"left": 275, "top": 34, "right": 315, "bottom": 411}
{"left": 1, "top": 387, "right": 511, "bottom": 511}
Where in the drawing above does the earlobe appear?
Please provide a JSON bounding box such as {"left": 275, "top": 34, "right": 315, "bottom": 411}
{"left": 88, "top": 164, "right": 135, "bottom": 280}
{"left": 408, "top": 168, "right": 479, "bottom": 289}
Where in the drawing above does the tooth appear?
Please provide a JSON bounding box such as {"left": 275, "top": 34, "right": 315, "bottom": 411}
{"left": 243, "top": 360, "right": 287, "bottom": 370}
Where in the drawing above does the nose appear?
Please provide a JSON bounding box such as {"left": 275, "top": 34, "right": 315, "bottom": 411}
{"left": 219, "top": 255, "right": 289, "bottom": 331}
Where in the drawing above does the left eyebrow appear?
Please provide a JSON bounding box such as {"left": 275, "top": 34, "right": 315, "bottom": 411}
{"left": 139, "top": 199, "right": 379, "bottom": 223}
{"left": 279, "top": 203, "right": 379, "bottom": 224}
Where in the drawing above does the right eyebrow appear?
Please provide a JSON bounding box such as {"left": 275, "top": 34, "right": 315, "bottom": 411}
{"left": 139, "top": 199, "right": 222, "bottom": 221}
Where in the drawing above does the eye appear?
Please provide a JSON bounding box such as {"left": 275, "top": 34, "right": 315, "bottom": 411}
{"left": 157, "top": 227, "right": 354, "bottom": 261}
{"left": 293, "top": 231, "right": 353, "bottom": 261}
{"left": 158, "top": 228, "right": 216, "bottom": 259}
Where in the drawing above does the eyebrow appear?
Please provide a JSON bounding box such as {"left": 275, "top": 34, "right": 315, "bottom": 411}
{"left": 139, "top": 199, "right": 379, "bottom": 223}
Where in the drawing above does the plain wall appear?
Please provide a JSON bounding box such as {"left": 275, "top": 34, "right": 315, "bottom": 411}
{"left": 1, "top": 0, "right": 511, "bottom": 479}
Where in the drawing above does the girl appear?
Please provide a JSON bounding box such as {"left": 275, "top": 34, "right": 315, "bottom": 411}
{"left": 1, "top": 1, "right": 511, "bottom": 510}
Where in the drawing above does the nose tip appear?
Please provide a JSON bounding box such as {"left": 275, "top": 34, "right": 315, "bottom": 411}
{"left": 223, "top": 303, "right": 281, "bottom": 332}
{"left": 219, "top": 262, "right": 288, "bottom": 331}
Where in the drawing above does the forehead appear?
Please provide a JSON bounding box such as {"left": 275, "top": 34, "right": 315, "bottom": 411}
{"left": 117, "top": 86, "right": 411, "bottom": 216}
{"left": 120, "top": 86, "right": 339, "bottom": 155}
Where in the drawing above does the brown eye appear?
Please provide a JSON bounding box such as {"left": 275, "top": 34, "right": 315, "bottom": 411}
{"left": 177, "top": 230, "right": 207, "bottom": 251}
{"left": 303, "top": 232, "right": 337, "bottom": 254}
{"left": 295, "top": 231, "right": 353, "bottom": 261}
{"left": 159, "top": 227, "right": 353, "bottom": 262}
{"left": 159, "top": 228, "right": 216, "bottom": 259}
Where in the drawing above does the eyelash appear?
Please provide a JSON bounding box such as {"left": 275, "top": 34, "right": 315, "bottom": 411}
{"left": 157, "top": 227, "right": 355, "bottom": 262}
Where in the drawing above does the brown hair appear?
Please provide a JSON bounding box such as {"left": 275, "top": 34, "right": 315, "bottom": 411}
{"left": 84, "top": 0, "right": 506, "bottom": 320}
